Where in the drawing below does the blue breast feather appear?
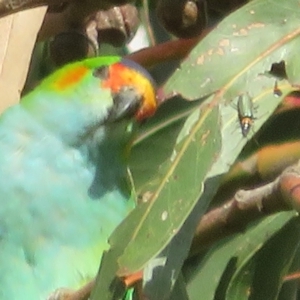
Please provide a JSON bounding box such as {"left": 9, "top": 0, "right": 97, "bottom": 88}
{"left": 0, "top": 105, "right": 133, "bottom": 299}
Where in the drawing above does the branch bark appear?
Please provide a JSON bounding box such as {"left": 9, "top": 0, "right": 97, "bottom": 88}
{"left": 126, "top": 28, "right": 211, "bottom": 70}
{"left": 190, "top": 158, "right": 300, "bottom": 256}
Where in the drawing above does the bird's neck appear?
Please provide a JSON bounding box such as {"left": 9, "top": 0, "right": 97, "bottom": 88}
{"left": 20, "top": 87, "right": 113, "bottom": 146}
{"left": 77, "top": 121, "right": 135, "bottom": 200}
{"left": 17, "top": 92, "right": 135, "bottom": 199}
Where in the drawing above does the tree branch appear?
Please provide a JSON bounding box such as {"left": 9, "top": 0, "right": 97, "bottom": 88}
{"left": 190, "top": 159, "right": 300, "bottom": 256}
{"left": 126, "top": 28, "right": 211, "bottom": 69}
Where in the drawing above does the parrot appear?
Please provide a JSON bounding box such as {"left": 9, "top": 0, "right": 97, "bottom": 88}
{"left": 0, "top": 56, "right": 157, "bottom": 299}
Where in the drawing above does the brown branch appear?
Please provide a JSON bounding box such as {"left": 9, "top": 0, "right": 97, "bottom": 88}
{"left": 190, "top": 159, "right": 300, "bottom": 257}
{"left": 49, "top": 279, "right": 95, "bottom": 300}
{"left": 126, "top": 28, "right": 211, "bottom": 69}
{"left": 283, "top": 271, "right": 300, "bottom": 282}
{"left": 66, "top": 279, "right": 95, "bottom": 300}
{"left": 0, "top": 0, "right": 137, "bottom": 45}
{"left": 37, "top": 2, "right": 111, "bottom": 41}
{"left": 51, "top": 273, "right": 144, "bottom": 300}
{"left": 38, "top": 1, "right": 139, "bottom": 42}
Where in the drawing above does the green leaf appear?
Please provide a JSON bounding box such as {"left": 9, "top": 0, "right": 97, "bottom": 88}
{"left": 242, "top": 218, "right": 300, "bottom": 300}
{"left": 186, "top": 212, "right": 296, "bottom": 300}
{"left": 161, "top": 0, "right": 300, "bottom": 179}
{"left": 130, "top": 97, "right": 203, "bottom": 192}
{"left": 91, "top": 246, "right": 125, "bottom": 300}
{"left": 92, "top": 1, "right": 300, "bottom": 298}
{"left": 163, "top": 0, "right": 300, "bottom": 101}
{"left": 119, "top": 0, "right": 300, "bottom": 277}
{"left": 278, "top": 245, "right": 300, "bottom": 300}
{"left": 169, "top": 272, "right": 190, "bottom": 300}
{"left": 142, "top": 196, "right": 206, "bottom": 299}
{"left": 209, "top": 80, "right": 293, "bottom": 178}
{"left": 118, "top": 103, "right": 221, "bottom": 276}
{"left": 92, "top": 99, "right": 222, "bottom": 300}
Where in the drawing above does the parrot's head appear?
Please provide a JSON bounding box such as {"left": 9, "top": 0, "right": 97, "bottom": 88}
{"left": 94, "top": 57, "right": 157, "bottom": 123}
{"left": 22, "top": 56, "right": 157, "bottom": 144}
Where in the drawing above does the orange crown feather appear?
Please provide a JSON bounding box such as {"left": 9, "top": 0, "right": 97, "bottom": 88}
{"left": 101, "top": 59, "right": 157, "bottom": 121}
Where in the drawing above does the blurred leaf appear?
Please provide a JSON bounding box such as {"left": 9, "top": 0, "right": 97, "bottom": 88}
{"left": 223, "top": 259, "right": 255, "bottom": 300}
{"left": 285, "top": 40, "right": 300, "bottom": 86}
{"left": 278, "top": 245, "right": 300, "bottom": 300}
{"left": 223, "top": 219, "right": 300, "bottom": 300}
{"left": 169, "top": 272, "right": 189, "bottom": 300}
{"left": 186, "top": 212, "right": 296, "bottom": 300}
{"left": 243, "top": 218, "right": 300, "bottom": 300}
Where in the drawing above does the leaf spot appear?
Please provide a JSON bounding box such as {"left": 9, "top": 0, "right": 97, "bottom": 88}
{"left": 140, "top": 191, "right": 153, "bottom": 203}
{"left": 216, "top": 47, "right": 225, "bottom": 56}
{"left": 248, "top": 22, "right": 265, "bottom": 29}
{"left": 219, "top": 39, "right": 230, "bottom": 47}
{"left": 197, "top": 54, "right": 205, "bottom": 65}
{"left": 231, "top": 47, "right": 239, "bottom": 52}
{"left": 161, "top": 211, "right": 168, "bottom": 221}
{"left": 201, "top": 130, "right": 210, "bottom": 145}
{"left": 208, "top": 49, "right": 214, "bottom": 56}
{"left": 233, "top": 28, "right": 248, "bottom": 36}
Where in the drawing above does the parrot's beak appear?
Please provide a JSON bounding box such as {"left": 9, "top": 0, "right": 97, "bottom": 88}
{"left": 107, "top": 86, "right": 142, "bottom": 122}
{"left": 100, "top": 59, "right": 158, "bottom": 122}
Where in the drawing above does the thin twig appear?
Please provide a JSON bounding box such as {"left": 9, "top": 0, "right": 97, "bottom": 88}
{"left": 55, "top": 279, "right": 95, "bottom": 300}
{"left": 283, "top": 271, "right": 300, "bottom": 282}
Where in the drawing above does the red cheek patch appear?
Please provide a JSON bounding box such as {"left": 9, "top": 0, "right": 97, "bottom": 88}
{"left": 101, "top": 62, "right": 157, "bottom": 121}
{"left": 101, "top": 63, "right": 132, "bottom": 93}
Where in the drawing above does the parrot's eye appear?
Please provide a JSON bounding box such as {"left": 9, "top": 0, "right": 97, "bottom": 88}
{"left": 93, "top": 66, "right": 109, "bottom": 80}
